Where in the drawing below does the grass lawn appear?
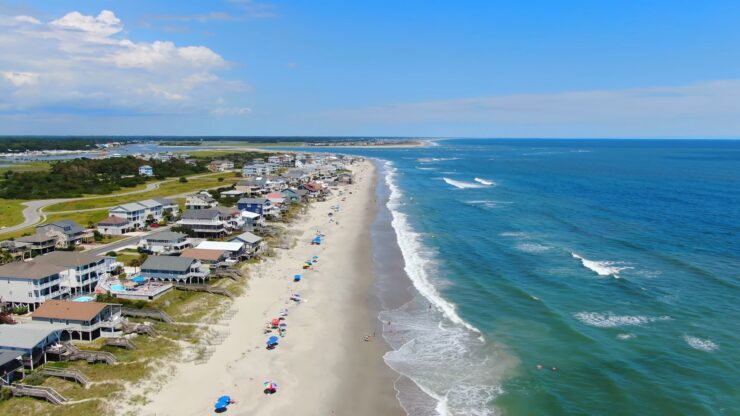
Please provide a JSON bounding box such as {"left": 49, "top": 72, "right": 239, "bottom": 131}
{"left": 0, "top": 199, "right": 25, "bottom": 228}
{"left": 45, "top": 172, "right": 238, "bottom": 212}
{"left": 0, "top": 161, "right": 51, "bottom": 176}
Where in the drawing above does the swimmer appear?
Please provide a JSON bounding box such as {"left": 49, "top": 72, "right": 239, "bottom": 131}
{"left": 536, "top": 364, "right": 543, "bottom": 370}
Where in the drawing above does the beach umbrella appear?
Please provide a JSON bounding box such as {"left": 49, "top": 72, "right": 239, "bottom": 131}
{"left": 215, "top": 402, "right": 228, "bottom": 411}
{"left": 271, "top": 318, "right": 280, "bottom": 326}
{"left": 279, "top": 323, "right": 287, "bottom": 327}
{"left": 263, "top": 381, "right": 278, "bottom": 391}
{"left": 217, "top": 395, "right": 231, "bottom": 404}
{"left": 294, "top": 274, "right": 301, "bottom": 282}
{"left": 267, "top": 336, "right": 279, "bottom": 346}
{"left": 312, "top": 256, "right": 319, "bottom": 259}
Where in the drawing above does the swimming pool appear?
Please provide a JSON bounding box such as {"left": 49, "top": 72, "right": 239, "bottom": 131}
{"left": 73, "top": 296, "right": 94, "bottom": 302}
{"left": 111, "top": 284, "right": 126, "bottom": 291}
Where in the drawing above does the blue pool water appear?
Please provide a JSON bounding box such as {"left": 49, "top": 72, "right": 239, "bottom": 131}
{"left": 301, "top": 140, "right": 740, "bottom": 416}
{"left": 110, "top": 284, "right": 126, "bottom": 292}
{"left": 73, "top": 296, "right": 94, "bottom": 302}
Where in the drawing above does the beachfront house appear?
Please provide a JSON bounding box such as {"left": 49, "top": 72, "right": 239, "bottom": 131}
{"left": 0, "top": 350, "right": 23, "bottom": 384}
{"left": 34, "top": 251, "right": 116, "bottom": 295}
{"left": 0, "top": 261, "right": 68, "bottom": 311}
{"left": 109, "top": 203, "right": 148, "bottom": 229}
{"left": 235, "top": 179, "right": 265, "bottom": 196}
{"left": 139, "top": 165, "right": 154, "bottom": 177}
{"left": 137, "top": 231, "right": 191, "bottom": 255}
{"left": 230, "top": 232, "right": 264, "bottom": 257}
{"left": 177, "top": 207, "right": 243, "bottom": 237}
{"left": 96, "top": 216, "right": 132, "bottom": 235}
{"left": 240, "top": 211, "right": 263, "bottom": 229}
{"left": 108, "top": 198, "right": 175, "bottom": 230}
{"left": 237, "top": 197, "right": 271, "bottom": 216}
{"left": 195, "top": 240, "right": 246, "bottom": 260}
{"left": 185, "top": 193, "right": 218, "bottom": 210}
{"left": 0, "top": 325, "right": 69, "bottom": 370}
{"left": 242, "top": 163, "right": 276, "bottom": 177}
{"left": 179, "top": 248, "right": 228, "bottom": 266}
{"left": 31, "top": 300, "right": 123, "bottom": 341}
{"left": 36, "top": 220, "right": 92, "bottom": 248}
{"left": 208, "top": 160, "right": 234, "bottom": 172}
{"left": 139, "top": 256, "right": 207, "bottom": 284}
{"left": 280, "top": 188, "right": 301, "bottom": 203}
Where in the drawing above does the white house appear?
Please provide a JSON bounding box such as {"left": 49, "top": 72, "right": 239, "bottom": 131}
{"left": 0, "top": 261, "right": 69, "bottom": 311}
{"left": 208, "top": 160, "right": 235, "bottom": 172}
{"left": 137, "top": 231, "right": 191, "bottom": 255}
{"left": 108, "top": 198, "right": 176, "bottom": 230}
{"left": 34, "top": 251, "right": 116, "bottom": 295}
{"left": 185, "top": 193, "right": 218, "bottom": 210}
{"left": 242, "top": 163, "right": 276, "bottom": 177}
{"left": 31, "top": 301, "right": 123, "bottom": 341}
{"left": 195, "top": 240, "right": 246, "bottom": 260}
{"left": 139, "top": 165, "right": 154, "bottom": 177}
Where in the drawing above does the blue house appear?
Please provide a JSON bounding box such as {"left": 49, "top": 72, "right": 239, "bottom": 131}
{"left": 237, "top": 198, "right": 271, "bottom": 215}
{"left": 138, "top": 165, "right": 154, "bottom": 177}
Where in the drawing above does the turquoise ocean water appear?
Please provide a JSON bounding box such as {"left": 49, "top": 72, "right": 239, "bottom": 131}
{"left": 303, "top": 139, "right": 739, "bottom": 415}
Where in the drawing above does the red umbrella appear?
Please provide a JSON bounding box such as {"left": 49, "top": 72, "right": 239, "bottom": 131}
{"left": 271, "top": 319, "right": 280, "bottom": 326}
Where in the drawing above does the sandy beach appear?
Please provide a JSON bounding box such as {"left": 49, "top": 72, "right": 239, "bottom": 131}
{"left": 129, "top": 160, "right": 404, "bottom": 416}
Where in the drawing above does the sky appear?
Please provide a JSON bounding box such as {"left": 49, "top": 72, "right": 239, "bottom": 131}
{"left": 1, "top": 0, "right": 739, "bottom": 138}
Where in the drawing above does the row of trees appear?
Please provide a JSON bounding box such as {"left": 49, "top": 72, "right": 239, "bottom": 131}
{"left": 0, "top": 156, "right": 207, "bottom": 199}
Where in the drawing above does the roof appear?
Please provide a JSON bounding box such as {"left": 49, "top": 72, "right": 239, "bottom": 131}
{"left": 220, "top": 190, "right": 244, "bottom": 196}
{"left": 196, "top": 241, "right": 244, "bottom": 252}
{"left": 238, "top": 198, "right": 269, "bottom": 205}
{"left": 41, "top": 220, "right": 85, "bottom": 235}
{"left": 16, "top": 233, "right": 57, "bottom": 243}
{"left": 145, "top": 231, "right": 187, "bottom": 242}
{"left": 97, "top": 215, "right": 129, "bottom": 225}
{"left": 153, "top": 198, "right": 176, "bottom": 206}
{"left": 111, "top": 202, "right": 145, "bottom": 212}
{"left": 141, "top": 256, "right": 196, "bottom": 272}
{"left": 266, "top": 192, "right": 283, "bottom": 198}
{"left": 182, "top": 209, "right": 220, "bottom": 220}
{"left": 180, "top": 248, "right": 226, "bottom": 261}
{"left": 0, "top": 349, "right": 23, "bottom": 367}
{"left": 0, "top": 261, "right": 67, "bottom": 280}
{"left": 137, "top": 199, "right": 162, "bottom": 209}
{"left": 34, "top": 251, "right": 103, "bottom": 268}
{"left": 241, "top": 211, "right": 260, "bottom": 219}
{"left": 0, "top": 324, "right": 70, "bottom": 350}
{"left": 32, "top": 300, "right": 108, "bottom": 321}
{"left": 232, "top": 232, "right": 262, "bottom": 244}
{"left": 139, "top": 164, "right": 152, "bottom": 169}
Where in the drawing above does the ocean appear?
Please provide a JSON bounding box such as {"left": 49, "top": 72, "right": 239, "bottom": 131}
{"left": 313, "top": 139, "right": 739, "bottom": 416}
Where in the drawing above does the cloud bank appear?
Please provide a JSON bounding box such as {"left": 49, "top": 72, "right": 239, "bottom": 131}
{"left": 0, "top": 10, "right": 250, "bottom": 119}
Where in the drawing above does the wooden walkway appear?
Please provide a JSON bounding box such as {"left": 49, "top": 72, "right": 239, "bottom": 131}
{"left": 8, "top": 384, "right": 68, "bottom": 404}
{"left": 174, "top": 283, "right": 234, "bottom": 298}
{"left": 104, "top": 338, "right": 137, "bottom": 350}
{"left": 122, "top": 307, "right": 173, "bottom": 323}
{"left": 64, "top": 343, "right": 117, "bottom": 365}
{"left": 40, "top": 368, "right": 90, "bottom": 387}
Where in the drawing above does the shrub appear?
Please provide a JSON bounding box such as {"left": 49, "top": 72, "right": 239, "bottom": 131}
{"left": 179, "top": 177, "right": 188, "bottom": 183}
{"left": 12, "top": 306, "right": 28, "bottom": 315}
{"left": 106, "top": 251, "right": 118, "bottom": 257}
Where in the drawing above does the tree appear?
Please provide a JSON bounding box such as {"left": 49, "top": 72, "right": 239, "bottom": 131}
{"left": 218, "top": 177, "right": 224, "bottom": 182}
{"left": 93, "top": 230, "right": 104, "bottom": 242}
{"left": 106, "top": 251, "right": 118, "bottom": 257}
{"left": 179, "top": 177, "right": 188, "bottom": 183}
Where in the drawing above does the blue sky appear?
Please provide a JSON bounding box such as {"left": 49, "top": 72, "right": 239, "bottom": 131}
{"left": 1, "top": 0, "right": 739, "bottom": 137}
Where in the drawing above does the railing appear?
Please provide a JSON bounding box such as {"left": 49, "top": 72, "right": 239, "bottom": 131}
{"left": 121, "top": 307, "right": 173, "bottom": 323}
{"left": 40, "top": 368, "right": 90, "bottom": 387}
{"left": 63, "top": 343, "right": 117, "bottom": 365}
{"left": 174, "top": 283, "right": 234, "bottom": 299}
{"left": 9, "top": 384, "right": 68, "bottom": 404}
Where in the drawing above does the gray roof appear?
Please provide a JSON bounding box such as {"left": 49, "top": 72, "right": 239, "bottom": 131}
{"left": 41, "top": 220, "right": 85, "bottom": 235}
{"left": 0, "top": 261, "right": 67, "bottom": 280}
{"left": 111, "top": 202, "right": 145, "bottom": 212}
{"left": 153, "top": 198, "right": 177, "bottom": 206}
{"left": 232, "top": 232, "right": 262, "bottom": 244}
{"left": 0, "top": 349, "right": 23, "bottom": 367}
{"left": 0, "top": 324, "right": 69, "bottom": 350}
{"left": 137, "top": 199, "right": 162, "bottom": 209}
{"left": 141, "top": 256, "right": 196, "bottom": 272}
{"left": 182, "top": 209, "right": 220, "bottom": 220}
{"left": 34, "top": 251, "right": 103, "bottom": 268}
{"left": 145, "top": 231, "right": 188, "bottom": 242}
{"left": 238, "top": 198, "right": 269, "bottom": 205}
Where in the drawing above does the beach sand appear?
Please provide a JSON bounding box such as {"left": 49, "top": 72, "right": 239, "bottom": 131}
{"left": 129, "top": 161, "right": 404, "bottom": 416}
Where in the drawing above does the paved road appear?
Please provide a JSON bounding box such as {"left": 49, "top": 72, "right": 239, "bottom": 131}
{"left": 1, "top": 171, "right": 227, "bottom": 234}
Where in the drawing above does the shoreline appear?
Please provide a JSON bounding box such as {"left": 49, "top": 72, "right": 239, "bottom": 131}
{"left": 126, "top": 160, "right": 405, "bottom": 416}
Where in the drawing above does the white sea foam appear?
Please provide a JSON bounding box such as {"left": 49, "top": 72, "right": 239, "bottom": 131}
{"left": 417, "top": 157, "right": 459, "bottom": 163}
{"left": 571, "top": 253, "right": 631, "bottom": 278}
{"left": 684, "top": 335, "right": 718, "bottom": 352}
{"left": 416, "top": 167, "right": 437, "bottom": 171}
{"left": 516, "top": 243, "right": 551, "bottom": 253}
{"left": 443, "top": 177, "right": 486, "bottom": 189}
{"left": 474, "top": 177, "right": 496, "bottom": 186}
{"left": 465, "top": 200, "right": 500, "bottom": 209}
{"left": 499, "top": 231, "right": 529, "bottom": 238}
{"left": 574, "top": 312, "right": 670, "bottom": 328}
{"left": 382, "top": 161, "right": 509, "bottom": 416}
{"left": 617, "top": 333, "right": 636, "bottom": 340}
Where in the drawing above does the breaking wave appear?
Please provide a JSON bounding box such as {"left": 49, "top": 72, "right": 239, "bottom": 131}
{"left": 571, "top": 253, "right": 631, "bottom": 278}
{"left": 684, "top": 335, "right": 718, "bottom": 352}
{"left": 574, "top": 312, "right": 670, "bottom": 328}
{"left": 474, "top": 178, "right": 495, "bottom": 186}
{"left": 515, "top": 243, "right": 551, "bottom": 253}
{"left": 443, "top": 177, "right": 486, "bottom": 189}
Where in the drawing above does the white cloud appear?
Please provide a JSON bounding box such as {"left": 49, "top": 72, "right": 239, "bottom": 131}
{"left": 0, "top": 9, "right": 249, "bottom": 118}
{"left": 1, "top": 71, "right": 39, "bottom": 86}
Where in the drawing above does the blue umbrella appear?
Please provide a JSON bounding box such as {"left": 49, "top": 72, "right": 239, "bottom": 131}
{"left": 294, "top": 274, "right": 301, "bottom": 282}
{"left": 215, "top": 402, "right": 228, "bottom": 410}
{"left": 267, "top": 336, "right": 279, "bottom": 345}
{"left": 217, "top": 395, "right": 231, "bottom": 404}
